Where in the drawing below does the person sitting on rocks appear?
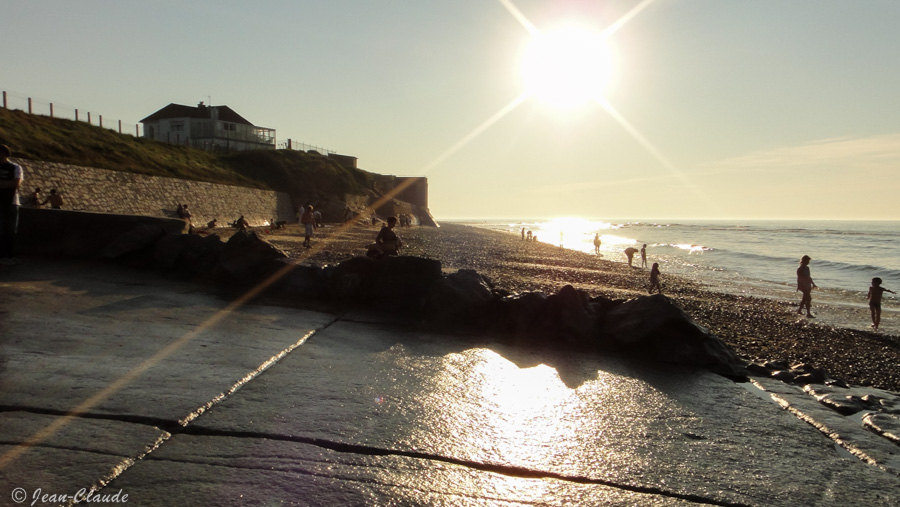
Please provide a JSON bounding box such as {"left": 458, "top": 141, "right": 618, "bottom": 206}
{"left": 42, "top": 189, "right": 63, "bottom": 209}
{"left": 368, "top": 216, "right": 402, "bottom": 257}
{"left": 207, "top": 218, "right": 218, "bottom": 229}
{"left": 233, "top": 215, "right": 249, "bottom": 230}
{"left": 31, "top": 187, "right": 43, "bottom": 208}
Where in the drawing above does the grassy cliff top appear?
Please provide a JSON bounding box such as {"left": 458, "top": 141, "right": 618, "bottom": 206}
{"left": 0, "top": 106, "right": 375, "bottom": 199}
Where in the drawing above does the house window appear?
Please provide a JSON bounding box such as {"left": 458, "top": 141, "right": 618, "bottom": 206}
{"left": 171, "top": 122, "right": 185, "bottom": 132}
{"left": 220, "top": 122, "right": 236, "bottom": 132}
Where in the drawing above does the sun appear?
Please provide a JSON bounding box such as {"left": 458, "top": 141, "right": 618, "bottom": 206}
{"left": 520, "top": 26, "right": 614, "bottom": 109}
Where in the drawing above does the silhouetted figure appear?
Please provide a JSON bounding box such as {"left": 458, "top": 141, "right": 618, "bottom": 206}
{"left": 640, "top": 244, "right": 648, "bottom": 268}
{"left": 624, "top": 247, "right": 639, "bottom": 267}
{"left": 42, "top": 188, "right": 63, "bottom": 209}
{"left": 649, "top": 262, "right": 661, "bottom": 294}
{"left": 31, "top": 187, "right": 42, "bottom": 208}
{"left": 867, "top": 277, "right": 895, "bottom": 331}
{"left": 233, "top": 215, "right": 249, "bottom": 230}
{"left": 593, "top": 233, "right": 601, "bottom": 254}
{"left": 796, "top": 255, "right": 817, "bottom": 317}
{"left": 300, "top": 205, "right": 315, "bottom": 247}
{"left": 368, "top": 216, "right": 402, "bottom": 258}
{"left": 207, "top": 218, "right": 218, "bottom": 229}
{"left": 0, "top": 144, "right": 23, "bottom": 265}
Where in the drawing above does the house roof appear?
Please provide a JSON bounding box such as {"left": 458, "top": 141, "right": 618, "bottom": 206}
{"left": 140, "top": 103, "right": 255, "bottom": 126}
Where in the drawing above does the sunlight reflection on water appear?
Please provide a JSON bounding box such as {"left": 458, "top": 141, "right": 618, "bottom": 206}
{"left": 368, "top": 344, "right": 687, "bottom": 503}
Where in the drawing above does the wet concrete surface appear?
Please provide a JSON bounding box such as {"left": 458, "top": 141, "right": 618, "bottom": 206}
{"left": 1, "top": 258, "right": 899, "bottom": 506}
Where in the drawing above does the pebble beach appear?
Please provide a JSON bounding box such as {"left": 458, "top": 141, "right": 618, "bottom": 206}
{"left": 230, "top": 221, "right": 900, "bottom": 393}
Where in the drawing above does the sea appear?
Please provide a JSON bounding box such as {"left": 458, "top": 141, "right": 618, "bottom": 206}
{"left": 450, "top": 218, "right": 900, "bottom": 335}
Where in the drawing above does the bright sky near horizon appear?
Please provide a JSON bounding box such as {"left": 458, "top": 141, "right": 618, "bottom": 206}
{"left": 2, "top": 0, "right": 899, "bottom": 221}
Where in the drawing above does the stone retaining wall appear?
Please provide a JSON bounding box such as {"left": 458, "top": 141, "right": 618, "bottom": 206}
{"left": 13, "top": 158, "right": 295, "bottom": 228}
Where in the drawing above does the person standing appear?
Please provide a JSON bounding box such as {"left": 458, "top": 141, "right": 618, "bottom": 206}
{"left": 300, "top": 205, "right": 315, "bottom": 248}
{"left": 867, "top": 277, "right": 895, "bottom": 331}
{"left": 640, "top": 244, "right": 648, "bottom": 268}
{"left": 796, "top": 255, "right": 817, "bottom": 317}
{"left": 648, "top": 262, "right": 661, "bottom": 294}
{"left": 593, "top": 233, "right": 601, "bottom": 254}
{"left": 0, "top": 144, "right": 23, "bottom": 265}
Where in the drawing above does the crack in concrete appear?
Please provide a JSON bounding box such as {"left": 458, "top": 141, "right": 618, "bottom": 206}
{"left": 12, "top": 311, "right": 747, "bottom": 506}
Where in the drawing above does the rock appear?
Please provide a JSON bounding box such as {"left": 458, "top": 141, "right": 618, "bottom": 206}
{"left": 601, "top": 294, "right": 745, "bottom": 379}
{"left": 500, "top": 291, "right": 549, "bottom": 337}
{"left": 771, "top": 370, "right": 795, "bottom": 382}
{"left": 862, "top": 413, "right": 900, "bottom": 445}
{"left": 265, "top": 258, "right": 327, "bottom": 299}
{"left": 815, "top": 394, "right": 867, "bottom": 415}
{"left": 328, "top": 255, "right": 442, "bottom": 311}
{"left": 368, "top": 256, "right": 442, "bottom": 311}
{"left": 101, "top": 224, "right": 166, "bottom": 259}
{"left": 425, "top": 269, "right": 495, "bottom": 324}
{"left": 153, "top": 234, "right": 194, "bottom": 269}
{"left": 543, "top": 285, "right": 601, "bottom": 348}
{"left": 328, "top": 256, "right": 377, "bottom": 301}
{"left": 217, "top": 231, "right": 288, "bottom": 283}
{"left": 180, "top": 234, "right": 225, "bottom": 275}
{"left": 746, "top": 363, "right": 772, "bottom": 376}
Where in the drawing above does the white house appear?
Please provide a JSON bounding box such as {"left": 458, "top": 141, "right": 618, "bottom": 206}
{"left": 140, "top": 102, "right": 275, "bottom": 151}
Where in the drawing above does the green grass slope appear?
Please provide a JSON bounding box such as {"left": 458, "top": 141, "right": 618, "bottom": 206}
{"left": 0, "top": 107, "right": 376, "bottom": 200}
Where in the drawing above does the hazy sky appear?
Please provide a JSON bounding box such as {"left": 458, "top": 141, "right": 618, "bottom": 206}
{"left": 3, "top": 1, "right": 899, "bottom": 220}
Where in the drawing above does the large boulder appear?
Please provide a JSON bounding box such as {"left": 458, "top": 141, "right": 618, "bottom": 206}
{"left": 217, "top": 231, "right": 288, "bottom": 283}
{"left": 154, "top": 233, "right": 225, "bottom": 275}
{"left": 368, "top": 256, "right": 443, "bottom": 311}
{"left": 542, "top": 285, "right": 602, "bottom": 348}
{"left": 425, "top": 269, "right": 496, "bottom": 324}
{"left": 18, "top": 208, "right": 187, "bottom": 258}
{"left": 328, "top": 255, "right": 443, "bottom": 311}
{"left": 601, "top": 294, "right": 745, "bottom": 379}
{"left": 328, "top": 256, "right": 378, "bottom": 301}
{"left": 264, "top": 258, "right": 328, "bottom": 299}
{"left": 101, "top": 224, "right": 166, "bottom": 259}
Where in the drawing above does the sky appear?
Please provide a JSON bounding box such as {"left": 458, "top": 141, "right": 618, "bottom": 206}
{"left": 2, "top": 0, "right": 899, "bottom": 221}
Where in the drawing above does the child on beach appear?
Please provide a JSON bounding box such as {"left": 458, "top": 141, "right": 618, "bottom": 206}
{"left": 867, "top": 277, "right": 895, "bottom": 331}
{"left": 648, "top": 262, "right": 661, "bottom": 294}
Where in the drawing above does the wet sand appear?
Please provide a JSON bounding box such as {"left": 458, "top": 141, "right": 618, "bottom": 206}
{"left": 222, "top": 221, "right": 900, "bottom": 392}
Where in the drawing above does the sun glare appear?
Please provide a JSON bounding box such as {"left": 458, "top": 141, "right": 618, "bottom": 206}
{"left": 520, "top": 26, "right": 614, "bottom": 109}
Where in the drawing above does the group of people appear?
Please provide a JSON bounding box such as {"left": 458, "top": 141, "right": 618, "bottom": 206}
{"left": 797, "top": 255, "right": 894, "bottom": 331}
{"left": 30, "top": 187, "right": 63, "bottom": 209}
{"left": 520, "top": 228, "right": 538, "bottom": 242}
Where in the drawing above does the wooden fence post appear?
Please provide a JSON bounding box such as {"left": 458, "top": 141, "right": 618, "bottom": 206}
{"left": 50, "top": 103, "right": 54, "bottom": 117}
{"left": 87, "top": 112, "right": 91, "bottom": 124}
{"left": 118, "top": 119, "right": 122, "bottom": 134}
{"left": 99, "top": 115, "right": 103, "bottom": 128}
{"left": 75, "top": 109, "right": 79, "bottom": 121}
{"left": 28, "top": 97, "right": 32, "bottom": 114}
{"left": 2, "top": 91, "right": 6, "bottom": 109}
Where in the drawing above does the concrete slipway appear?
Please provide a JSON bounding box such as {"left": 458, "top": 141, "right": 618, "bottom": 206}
{"left": 1, "top": 258, "right": 898, "bottom": 506}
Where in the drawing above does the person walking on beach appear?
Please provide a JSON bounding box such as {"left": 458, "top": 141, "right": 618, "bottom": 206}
{"left": 0, "top": 144, "right": 23, "bottom": 266}
{"left": 624, "top": 247, "right": 639, "bottom": 267}
{"left": 648, "top": 262, "right": 661, "bottom": 294}
{"left": 796, "top": 255, "right": 817, "bottom": 317}
{"left": 300, "top": 205, "right": 315, "bottom": 248}
{"left": 640, "top": 244, "right": 648, "bottom": 268}
{"left": 593, "top": 233, "right": 601, "bottom": 254}
{"left": 867, "top": 277, "right": 895, "bottom": 331}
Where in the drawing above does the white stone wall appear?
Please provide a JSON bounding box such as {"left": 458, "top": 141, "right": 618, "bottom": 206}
{"left": 14, "top": 158, "right": 294, "bottom": 228}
